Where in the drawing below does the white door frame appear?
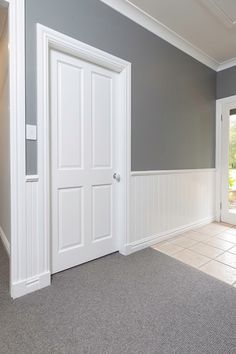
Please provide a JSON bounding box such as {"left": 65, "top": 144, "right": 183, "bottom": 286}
{"left": 37, "top": 24, "right": 131, "bottom": 278}
{"left": 216, "top": 95, "right": 236, "bottom": 223}
{"left": 0, "top": 0, "right": 26, "bottom": 298}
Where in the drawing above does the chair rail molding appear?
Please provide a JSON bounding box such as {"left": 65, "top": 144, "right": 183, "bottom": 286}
{"left": 131, "top": 168, "right": 215, "bottom": 176}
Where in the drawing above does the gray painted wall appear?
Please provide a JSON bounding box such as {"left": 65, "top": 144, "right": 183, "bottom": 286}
{"left": 0, "top": 17, "right": 11, "bottom": 243}
{"left": 217, "top": 66, "right": 236, "bottom": 99}
{"left": 26, "top": 0, "right": 216, "bottom": 173}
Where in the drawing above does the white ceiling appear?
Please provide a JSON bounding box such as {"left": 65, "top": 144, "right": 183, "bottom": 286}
{"left": 126, "top": 0, "right": 236, "bottom": 67}
{"left": 0, "top": 7, "right": 7, "bottom": 40}
{"left": 213, "top": 0, "right": 236, "bottom": 24}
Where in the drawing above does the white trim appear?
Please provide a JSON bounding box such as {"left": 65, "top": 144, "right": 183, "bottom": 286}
{"left": 215, "top": 99, "right": 222, "bottom": 222}
{"left": 216, "top": 95, "right": 236, "bottom": 105}
{"left": 215, "top": 95, "right": 236, "bottom": 223}
{"left": 37, "top": 25, "right": 131, "bottom": 73}
{"left": 218, "top": 58, "right": 236, "bottom": 72}
{"left": 0, "top": 225, "right": 10, "bottom": 256}
{"left": 37, "top": 24, "right": 131, "bottom": 275}
{"left": 6, "top": 0, "right": 26, "bottom": 298}
{"left": 100, "top": 0, "right": 219, "bottom": 70}
{"left": 131, "top": 168, "right": 216, "bottom": 176}
{"left": 123, "top": 216, "right": 216, "bottom": 255}
{"left": 11, "top": 271, "right": 51, "bottom": 299}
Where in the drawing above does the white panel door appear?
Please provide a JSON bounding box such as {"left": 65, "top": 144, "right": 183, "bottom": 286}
{"left": 50, "top": 50, "right": 120, "bottom": 273}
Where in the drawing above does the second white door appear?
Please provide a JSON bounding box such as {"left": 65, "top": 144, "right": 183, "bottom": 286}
{"left": 50, "top": 49, "right": 121, "bottom": 273}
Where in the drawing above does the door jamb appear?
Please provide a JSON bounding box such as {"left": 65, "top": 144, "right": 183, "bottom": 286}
{"left": 37, "top": 24, "right": 131, "bottom": 277}
{"left": 216, "top": 95, "right": 236, "bottom": 224}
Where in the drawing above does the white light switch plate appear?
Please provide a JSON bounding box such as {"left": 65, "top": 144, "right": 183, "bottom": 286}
{"left": 26, "top": 124, "right": 37, "bottom": 141}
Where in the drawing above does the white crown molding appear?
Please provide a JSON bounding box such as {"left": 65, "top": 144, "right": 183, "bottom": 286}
{"left": 100, "top": 0, "right": 219, "bottom": 70}
{"left": 217, "top": 57, "right": 236, "bottom": 72}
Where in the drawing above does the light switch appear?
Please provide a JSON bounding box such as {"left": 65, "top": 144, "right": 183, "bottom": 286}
{"left": 26, "top": 124, "right": 37, "bottom": 141}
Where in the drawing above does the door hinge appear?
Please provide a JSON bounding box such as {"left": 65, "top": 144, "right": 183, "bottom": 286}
{"left": 221, "top": 114, "right": 223, "bottom": 122}
{"left": 220, "top": 202, "right": 222, "bottom": 210}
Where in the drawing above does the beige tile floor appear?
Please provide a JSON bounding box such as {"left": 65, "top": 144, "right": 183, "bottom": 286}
{"left": 151, "top": 222, "right": 236, "bottom": 287}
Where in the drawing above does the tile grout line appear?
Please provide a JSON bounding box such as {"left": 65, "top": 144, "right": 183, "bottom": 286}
{"left": 153, "top": 242, "right": 236, "bottom": 269}
{"left": 156, "top": 245, "right": 236, "bottom": 271}
{"left": 152, "top": 224, "right": 236, "bottom": 262}
{"left": 151, "top": 223, "right": 236, "bottom": 285}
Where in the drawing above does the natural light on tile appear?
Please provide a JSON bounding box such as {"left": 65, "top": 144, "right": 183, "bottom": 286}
{"left": 151, "top": 222, "right": 236, "bottom": 287}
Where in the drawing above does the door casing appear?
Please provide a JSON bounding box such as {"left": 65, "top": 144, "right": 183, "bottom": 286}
{"left": 37, "top": 24, "right": 131, "bottom": 279}
{"left": 0, "top": 0, "right": 27, "bottom": 298}
{"left": 216, "top": 95, "right": 236, "bottom": 224}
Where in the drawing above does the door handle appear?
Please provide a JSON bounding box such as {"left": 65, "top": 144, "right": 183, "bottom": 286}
{"left": 113, "top": 173, "right": 121, "bottom": 182}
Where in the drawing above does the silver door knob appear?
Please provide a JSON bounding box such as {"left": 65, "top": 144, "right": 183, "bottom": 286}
{"left": 113, "top": 173, "right": 121, "bottom": 182}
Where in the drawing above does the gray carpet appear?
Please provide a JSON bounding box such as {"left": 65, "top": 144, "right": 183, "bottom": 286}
{"left": 0, "top": 240, "right": 236, "bottom": 354}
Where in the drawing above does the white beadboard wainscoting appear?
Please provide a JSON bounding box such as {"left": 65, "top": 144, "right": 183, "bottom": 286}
{"left": 126, "top": 169, "right": 216, "bottom": 254}
{"left": 13, "top": 169, "right": 216, "bottom": 297}
{"left": 11, "top": 176, "right": 50, "bottom": 299}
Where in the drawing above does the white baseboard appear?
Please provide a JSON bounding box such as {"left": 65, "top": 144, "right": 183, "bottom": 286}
{"left": 11, "top": 271, "right": 51, "bottom": 299}
{"left": 0, "top": 225, "right": 10, "bottom": 256}
{"left": 120, "top": 216, "right": 216, "bottom": 255}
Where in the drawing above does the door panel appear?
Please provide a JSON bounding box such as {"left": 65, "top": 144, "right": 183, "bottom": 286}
{"left": 91, "top": 72, "right": 112, "bottom": 168}
{"left": 50, "top": 50, "right": 119, "bottom": 273}
{"left": 92, "top": 184, "right": 112, "bottom": 242}
{"left": 58, "top": 187, "right": 83, "bottom": 251}
{"left": 58, "top": 61, "right": 83, "bottom": 169}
